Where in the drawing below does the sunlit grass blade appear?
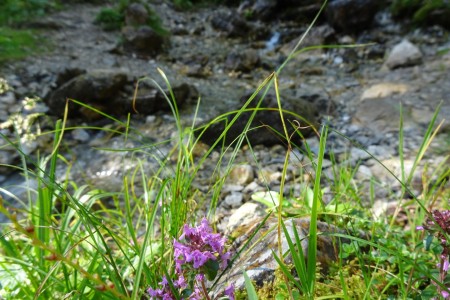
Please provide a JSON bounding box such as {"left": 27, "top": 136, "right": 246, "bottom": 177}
{"left": 244, "top": 270, "right": 259, "bottom": 300}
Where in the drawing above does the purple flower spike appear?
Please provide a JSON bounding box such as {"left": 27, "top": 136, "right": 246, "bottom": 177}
{"left": 147, "top": 218, "right": 233, "bottom": 300}
{"left": 224, "top": 283, "right": 235, "bottom": 300}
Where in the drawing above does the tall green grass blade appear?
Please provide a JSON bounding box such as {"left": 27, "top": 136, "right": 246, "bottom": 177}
{"left": 306, "top": 124, "right": 328, "bottom": 296}
{"left": 244, "top": 270, "right": 259, "bottom": 300}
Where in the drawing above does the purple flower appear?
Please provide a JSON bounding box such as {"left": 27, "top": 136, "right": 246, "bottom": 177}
{"left": 160, "top": 276, "right": 169, "bottom": 287}
{"left": 147, "top": 287, "right": 160, "bottom": 298}
{"left": 175, "top": 275, "right": 187, "bottom": 289}
{"left": 220, "top": 251, "right": 231, "bottom": 269}
{"left": 147, "top": 218, "right": 233, "bottom": 300}
{"left": 185, "top": 249, "right": 216, "bottom": 269}
{"left": 224, "top": 283, "right": 235, "bottom": 300}
{"left": 195, "top": 273, "right": 205, "bottom": 281}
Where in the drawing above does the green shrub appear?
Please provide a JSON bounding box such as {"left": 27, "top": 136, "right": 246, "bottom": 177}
{"left": 95, "top": 7, "right": 124, "bottom": 31}
{"left": 94, "top": 0, "right": 168, "bottom": 35}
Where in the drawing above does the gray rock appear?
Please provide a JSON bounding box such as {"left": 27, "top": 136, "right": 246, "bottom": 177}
{"left": 229, "top": 164, "right": 254, "bottom": 185}
{"left": 198, "top": 92, "right": 318, "bottom": 147}
{"left": 242, "top": 0, "right": 277, "bottom": 21}
{"left": 384, "top": 40, "right": 423, "bottom": 69}
{"left": 352, "top": 97, "right": 417, "bottom": 133}
{"left": 132, "top": 82, "right": 196, "bottom": 115}
{"left": 0, "top": 150, "right": 17, "bottom": 174}
{"left": 121, "top": 25, "right": 167, "bottom": 57}
{"left": 211, "top": 12, "right": 252, "bottom": 38}
{"left": 225, "top": 49, "right": 260, "bottom": 73}
{"left": 125, "top": 3, "right": 148, "bottom": 27}
{"left": 71, "top": 128, "right": 90, "bottom": 142}
{"left": 0, "top": 92, "right": 16, "bottom": 105}
{"left": 55, "top": 67, "right": 86, "bottom": 86}
{"left": 294, "top": 83, "right": 335, "bottom": 115}
{"left": 223, "top": 192, "right": 244, "bottom": 208}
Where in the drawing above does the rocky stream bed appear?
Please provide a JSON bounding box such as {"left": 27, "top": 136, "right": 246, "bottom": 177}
{"left": 1, "top": 0, "right": 450, "bottom": 293}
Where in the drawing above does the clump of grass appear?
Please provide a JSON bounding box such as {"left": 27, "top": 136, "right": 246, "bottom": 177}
{"left": 1, "top": 1, "right": 450, "bottom": 299}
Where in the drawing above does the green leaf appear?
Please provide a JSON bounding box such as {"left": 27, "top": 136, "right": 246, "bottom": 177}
{"left": 251, "top": 191, "right": 279, "bottom": 208}
{"left": 203, "top": 259, "right": 220, "bottom": 281}
{"left": 244, "top": 271, "right": 258, "bottom": 300}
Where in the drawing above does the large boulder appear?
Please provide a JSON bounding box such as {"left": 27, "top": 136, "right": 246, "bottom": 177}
{"left": 46, "top": 69, "right": 196, "bottom": 119}
{"left": 131, "top": 82, "right": 198, "bottom": 115}
{"left": 238, "top": 0, "right": 324, "bottom": 23}
{"left": 45, "top": 69, "right": 128, "bottom": 118}
{"left": 325, "top": 0, "right": 383, "bottom": 33}
{"left": 197, "top": 91, "right": 319, "bottom": 147}
{"left": 210, "top": 11, "right": 269, "bottom": 40}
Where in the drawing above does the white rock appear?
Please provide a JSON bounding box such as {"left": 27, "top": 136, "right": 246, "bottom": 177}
{"left": 384, "top": 39, "right": 422, "bottom": 69}
{"left": 226, "top": 202, "right": 264, "bottom": 233}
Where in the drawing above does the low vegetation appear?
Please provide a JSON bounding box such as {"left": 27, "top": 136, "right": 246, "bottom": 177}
{"left": 1, "top": 1, "right": 450, "bottom": 299}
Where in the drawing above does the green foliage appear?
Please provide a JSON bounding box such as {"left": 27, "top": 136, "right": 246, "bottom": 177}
{"left": 0, "top": 0, "right": 58, "bottom": 26}
{"left": 95, "top": 8, "right": 124, "bottom": 31}
{"left": 391, "top": 0, "right": 450, "bottom": 28}
{"left": 0, "top": 27, "right": 48, "bottom": 64}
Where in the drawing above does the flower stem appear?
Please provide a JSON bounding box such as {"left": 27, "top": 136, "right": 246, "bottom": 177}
{"left": 200, "top": 279, "right": 211, "bottom": 300}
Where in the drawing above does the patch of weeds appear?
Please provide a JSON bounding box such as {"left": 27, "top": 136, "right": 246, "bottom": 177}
{"left": 0, "top": 27, "right": 48, "bottom": 64}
